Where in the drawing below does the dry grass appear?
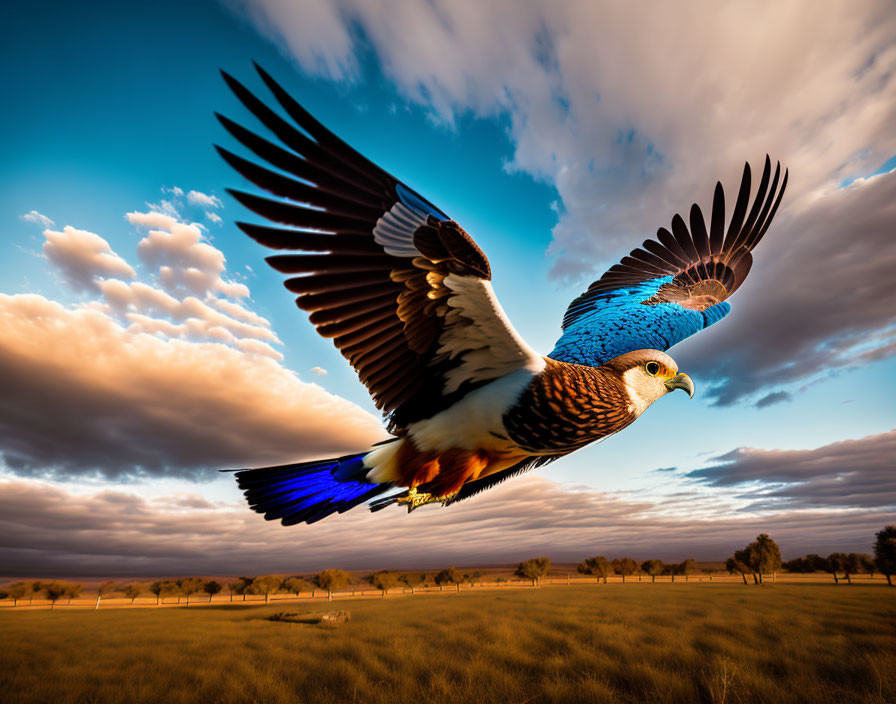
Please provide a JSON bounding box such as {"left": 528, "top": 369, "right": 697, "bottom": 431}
{"left": 2, "top": 584, "right": 894, "bottom": 704}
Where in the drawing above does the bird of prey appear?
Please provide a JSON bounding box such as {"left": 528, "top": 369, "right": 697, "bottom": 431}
{"left": 218, "top": 64, "right": 788, "bottom": 525}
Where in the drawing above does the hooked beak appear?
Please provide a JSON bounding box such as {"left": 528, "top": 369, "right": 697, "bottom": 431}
{"left": 665, "top": 372, "right": 695, "bottom": 399}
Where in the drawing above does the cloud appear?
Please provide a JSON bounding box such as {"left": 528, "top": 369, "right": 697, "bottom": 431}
{"left": 128, "top": 210, "right": 248, "bottom": 299}
{"left": 205, "top": 211, "right": 222, "bottom": 224}
{"left": 230, "top": 0, "right": 896, "bottom": 404}
{"left": 754, "top": 392, "right": 792, "bottom": 410}
{"left": 310, "top": 366, "right": 327, "bottom": 377}
{"left": 232, "top": 1, "right": 896, "bottom": 270}
{"left": 186, "top": 190, "right": 224, "bottom": 209}
{"left": 0, "top": 293, "right": 385, "bottom": 480}
{"left": 676, "top": 168, "right": 896, "bottom": 404}
{"left": 42, "top": 226, "right": 137, "bottom": 292}
{"left": 1, "top": 196, "right": 388, "bottom": 481}
{"left": 20, "top": 210, "right": 55, "bottom": 228}
{"left": 1, "top": 470, "right": 891, "bottom": 577}
{"left": 99, "top": 279, "right": 279, "bottom": 353}
{"left": 687, "top": 430, "right": 896, "bottom": 510}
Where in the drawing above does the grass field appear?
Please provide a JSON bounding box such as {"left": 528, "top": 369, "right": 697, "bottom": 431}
{"left": 2, "top": 583, "right": 894, "bottom": 704}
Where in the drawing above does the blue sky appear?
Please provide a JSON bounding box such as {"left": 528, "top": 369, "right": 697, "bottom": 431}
{"left": 1, "top": 0, "right": 894, "bottom": 576}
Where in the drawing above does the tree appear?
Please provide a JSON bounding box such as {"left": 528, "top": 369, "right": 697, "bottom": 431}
{"left": 677, "top": 558, "right": 698, "bottom": 582}
{"left": 232, "top": 576, "right": 254, "bottom": 601}
{"left": 283, "top": 577, "right": 311, "bottom": 597}
{"left": 161, "top": 580, "right": 183, "bottom": 604}
{"left": 123, "top": 583, "right": 143, "bottom": 604}
{"left": 726, "top": 556, "right": 751, "bottom": 585}
{"left": 516, "top": 558, "right": 551, "bottom": 587}
{"left": 434, "top": 567, "right": 459, "bottom": 592}
{"left": 858, "top": 553, "right": 876, "bottom": 579}
{"left": 578, "top": 556, "right": 610, "bottom": 584}
{"left": 225, "top": 580, "right": 241, "bottom": 602}
{"left": 8, "top": 582, "right": 28, "bottom": 607}
{"left": 95, "top": 580, "right": 118, "bottom": 610}
{"left": 744, "top": 534, "right": 782, "bottom": 583}
{"left": 827, "top": 553, "right": 849, "bottom": 584}
{"left": 782, "top": 557, "right": 814, "bottom": 573}
{"left": 63, "top": 582, "right": 83, "bottom": 604}
{"left": 148, "top": 581, "right": 164, "bottom": 605}
{"left": 204, "top": 580, "right": 222, "bottom": 603}
{"left": 399, "top": 573, "right": 426, "bottom": 594}
{"left": 873, "top": 526, "right": 896, "bottom": 586}
{"left": 806, "top": 554, "right": 829, "bottom": 573}
{"left": 463, "top": 571, "right": 481, "bottom": 587}
{"left": 845, "top": 553, "right": 866, "bottom": 584}
{"left": 179, "top": 577, "right": 204, "bottom": 605}
{"left": 641, "top": 560, "right": 664, "bottom": 583}
{"left": 611, "top": 558, "right": 639, "bottom": 583}
{"left": 662, "top": 563, "right": 678, "bottom": 582}
{"left": 29, "top": 581, "right": 44, "bottom": 605}
{"left": 315, "top": 569, "right": 351, "bottom": 601}
{"left": 250, "top": 575, "right": 284, "bottom": 603}
{"left": 44, "top": 582, "right": 66, "bottom": 610}
{"left": 367, "top": 570, "right": 399, "bottom": 597}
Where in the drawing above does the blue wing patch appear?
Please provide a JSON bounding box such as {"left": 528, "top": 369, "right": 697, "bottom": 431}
{"left": 550, "top": 275, "right": 731, "bottom": 366}
{"left": 396, "top": 182, "right": 448, "bottom": 220}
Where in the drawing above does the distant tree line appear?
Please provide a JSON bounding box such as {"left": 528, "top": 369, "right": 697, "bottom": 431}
{"left": 0, "top": 580, "right": 83, "bottom": 608}
{"left": 723, "top": 528, "right": 896, "bottom": 586}
{"left": 574, "top": 556, "right": 702, "bottom": 584}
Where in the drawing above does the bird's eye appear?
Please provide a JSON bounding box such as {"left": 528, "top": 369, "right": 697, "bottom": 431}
{"left": 645, "top": 362, "right": 660, "bottom": 376}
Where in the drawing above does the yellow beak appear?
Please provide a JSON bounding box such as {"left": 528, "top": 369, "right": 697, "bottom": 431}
{"left": 665, "top": 372, "right": 695, "bottom": 399}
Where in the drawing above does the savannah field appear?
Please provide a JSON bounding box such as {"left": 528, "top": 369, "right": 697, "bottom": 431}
{"left": 2, "top": 582, "right": 895, "bottom": 704}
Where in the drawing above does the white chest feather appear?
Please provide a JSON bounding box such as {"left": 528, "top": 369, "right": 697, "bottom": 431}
{"left": 407, "top": 368, "right": 538, "bottom": 454}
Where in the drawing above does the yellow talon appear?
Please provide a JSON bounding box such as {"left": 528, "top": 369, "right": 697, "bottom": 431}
{"left": 396, "top": 488, "right": 453, "bottom": 512}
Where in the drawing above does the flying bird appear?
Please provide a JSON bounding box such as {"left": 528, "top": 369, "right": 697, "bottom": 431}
{"left": 218, "top": 64, "right": 788, "bottom": 525}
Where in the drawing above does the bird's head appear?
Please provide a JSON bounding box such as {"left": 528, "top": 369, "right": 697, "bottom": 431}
{"left": 605, "top": 349, "right": 694, "bottom": 415}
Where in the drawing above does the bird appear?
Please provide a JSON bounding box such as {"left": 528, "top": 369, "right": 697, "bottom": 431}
{"left": 217, "top": 64, "right": 788, "bottom": 525}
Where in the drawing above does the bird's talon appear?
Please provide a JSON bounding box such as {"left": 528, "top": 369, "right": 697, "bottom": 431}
{"left": 396, "top": 488, "right": 452, "bottom": 512}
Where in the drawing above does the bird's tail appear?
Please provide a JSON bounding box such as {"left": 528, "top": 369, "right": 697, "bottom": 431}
{"left": 232, "top": 450, "right": 394, "bottom": 526}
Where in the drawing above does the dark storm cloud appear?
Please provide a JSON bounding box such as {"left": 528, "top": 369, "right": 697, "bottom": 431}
{"left": 2, "top": 470, "right": 892, "bottom": 578}
{"left": 675, "top": 169, "right": 896, "bottom": 405}
{"left": 688, "top": 430, "right": 896, "bottom": 509}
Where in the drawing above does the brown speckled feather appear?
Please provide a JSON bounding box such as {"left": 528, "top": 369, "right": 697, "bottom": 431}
{"left": 503, "top": 358, "right": 637, "bottom": 454}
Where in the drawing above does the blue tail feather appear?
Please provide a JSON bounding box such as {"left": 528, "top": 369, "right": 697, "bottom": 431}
{"left": 234, "top": 452, "right": 393, "bottom": 525}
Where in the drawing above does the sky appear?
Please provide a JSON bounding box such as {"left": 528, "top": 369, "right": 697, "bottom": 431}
{"left": 1, "top": 0, "right": 894, "bottom": 577}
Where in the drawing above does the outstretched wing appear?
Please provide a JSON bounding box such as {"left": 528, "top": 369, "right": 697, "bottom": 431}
{"left": 218, "top": 64, "right": 543, "bottom": 430}
{"left": 550, "top": 157, "right": 788, "bottom": 367}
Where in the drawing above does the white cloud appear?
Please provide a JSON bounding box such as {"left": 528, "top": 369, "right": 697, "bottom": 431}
{"left": 0, "top": 293, "right": 385, "bottom": 479}
{"left": 311, "top": 366, "right": 327, "bottom": 377}
{"left": 1, "top": 192, "right": 390, "bottom": 480}
{"left": 20, "top": 210, "right": 55, "bottom": 228}
{"left": 128, "top": 210, "right": 249, "bottom": 299}
{"left": 42, "top": 226, "right": 136, "bottom": 292}
{"left": 233, "top": 0, "right": 896, "bottom": 281}
{"left": 205, "top": 211, "right": 222, "bottom": 223}
{"left": 187, "top": 190, "right": 224, "bottom": 209}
